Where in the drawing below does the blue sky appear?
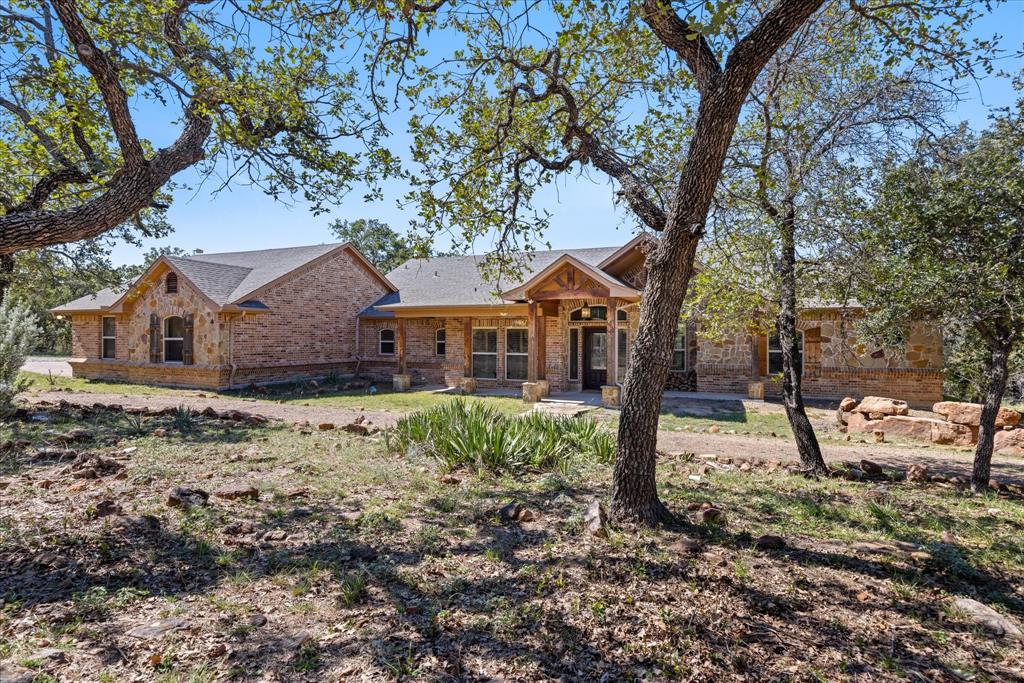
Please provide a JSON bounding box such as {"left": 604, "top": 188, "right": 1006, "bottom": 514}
{"left": 109, "top": 3, "right": 1024, "bottom": 266}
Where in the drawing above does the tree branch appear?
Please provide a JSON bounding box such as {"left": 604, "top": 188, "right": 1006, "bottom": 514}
{"left": 640, "top": 0, "right": 722, "bottom": 94}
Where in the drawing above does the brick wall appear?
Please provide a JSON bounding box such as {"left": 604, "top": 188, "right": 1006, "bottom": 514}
{"left": 358, "top": 318, "right": 447, "bottom": 384}
{"left": 231, "top": 249, "right": 390, "bottom": 367}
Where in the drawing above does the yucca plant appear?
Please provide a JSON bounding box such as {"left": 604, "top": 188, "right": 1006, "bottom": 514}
{"left": 389, "top": 399, "right": 615, "bottom": 475}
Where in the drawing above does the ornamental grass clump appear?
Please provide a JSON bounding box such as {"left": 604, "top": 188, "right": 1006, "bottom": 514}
{"left": 386, "top": 399, "right": 615, "bottom": 475}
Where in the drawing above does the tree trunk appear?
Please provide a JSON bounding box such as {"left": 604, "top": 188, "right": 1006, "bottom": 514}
{"left": 609, "top": 0, "right": 826, "bottom": 525}
{"left": 777, "top": 206, "right": 828, "bottom": 475}
{"left": 612, "top": 89, "right": 755, "bottom": 525}
{"left": 972, "top": 342, "right": 1010, "bottom": 493}
{"left": 0, "top": 254, "right": 14, "bottom": 304}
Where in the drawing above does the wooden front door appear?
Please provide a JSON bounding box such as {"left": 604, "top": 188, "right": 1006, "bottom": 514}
{"left": 583, "top": 328, "right": 607, "bottom": 390}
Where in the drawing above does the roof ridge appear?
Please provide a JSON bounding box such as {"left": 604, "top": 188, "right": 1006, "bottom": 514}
{"left": 181, "top": 242, "right": 343, "bottom": 260}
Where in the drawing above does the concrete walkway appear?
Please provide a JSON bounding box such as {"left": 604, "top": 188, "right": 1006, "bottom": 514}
{"left": 21, "top": 357, "right": 72, "bottom": 378}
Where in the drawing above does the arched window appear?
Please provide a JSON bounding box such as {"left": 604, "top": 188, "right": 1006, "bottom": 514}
{"left": 616, "top": 309, "right": 627, "bottom": 322}
{"left": 435, "top": 328, "right": 446, "bottom": 355}
{"left": 379, "top": 328, "right": 395, "bottom": 355}
{"left": 166, "top": 272, "right": 178, "bottom": 294}
{"left": 163, "top": 316, "right": 184, "bottom": 362}
{"left": 569, "top": 305, "right": 607, "bottom": 321}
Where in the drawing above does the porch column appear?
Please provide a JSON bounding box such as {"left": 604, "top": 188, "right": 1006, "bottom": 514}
{"left": 606, "top": 298, "right": 617, "bottom": 384}
{"left": 397, "top": 319, "right": 407, "bottom": 375}
{"left": 527, "top": 302, "right": 538, "bottom": 382}
{"left": 463, "top": 318, "right": 473, "bottom": 376}
{"left": 392, "top": 319, "right": 411, "bottom": 391}
{"left": 749, "top": 333, "right": 760, "bottom": 379}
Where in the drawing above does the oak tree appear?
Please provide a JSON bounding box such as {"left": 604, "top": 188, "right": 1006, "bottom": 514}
{"left": 390, "top": 0, "right": 993, "bottom": 523}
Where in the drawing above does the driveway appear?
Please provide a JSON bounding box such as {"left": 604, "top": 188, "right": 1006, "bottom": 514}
{"left": 21, "top": 356, "right": 72, "bottom": 378}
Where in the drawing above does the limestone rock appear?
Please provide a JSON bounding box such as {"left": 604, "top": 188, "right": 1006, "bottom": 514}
{"left": 839, "top": 397, "right": 859, "bottom": 412}
{"left": 933, "top": 401, "right": 1021, "bottom": 428}
{"left": 906, "top": 464, "right": 929, "bottom": 483}
{"left": 584, "top": 499, "right": 607, "bottom": 537}
{"left": 853, "top": 396, "right": 908, "bottom": 416}
{"left": 754, "top": 534, "right": 786, "bottom": 550}
{"left": 951, "top": 598, "right": 1023, "bottom": 640}
{"left": 213, "top": 483, "right": 259, "bottom": 501}
{"left": 498, "top": 502, "right": 536, "bottom": 523}
{"left": 166, "top": 487, "right": 209, "bottom": 509}
{"left": 693, "top": 507, "right": 724, "bottom": 525}
{"left": 670, "top": 536, "right": 703, "bottom": 554}
{"left": 126, "top": 617, "right": 187, "bottom": 640}
{"left": 995, "top": 427, "right": 1024, "bottom": 453}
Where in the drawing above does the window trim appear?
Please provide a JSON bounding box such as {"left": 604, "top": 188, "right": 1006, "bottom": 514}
{"left": 435, "top": 328, "right": 446, "bottom": 356}
{"left": 163, "top": 315, "right": 184, "bottom": 364}
{"left": 471, "top": 327, "right": 498, "bottom": 379}
{"left": 671, "top": 322, "right": 687, "bottom": 371}
{"left": 569, "top": 328, "right": 579, "bottom": 381}
{"left": 504, "top": 327, "right": 529, "bottom": 381}
{"left": 570, "top": 305, "right": 607, "bottom": 321}
{"left": 616, "top": 328, "right": 628, "bottom": 383}
{"left": 767, "top": 329, "right": 805, "bottom": 377}
{"left": 165, "top": 272, "right": 178, "bottom": 294}
{"left": 379, "top": 328, "right": 396, "bottom": 356}
{"left": 616, "top": 309, "right": 627, "bottom": 322}
{"left": 101, "top": 316, "right": 116, "bottom": 360}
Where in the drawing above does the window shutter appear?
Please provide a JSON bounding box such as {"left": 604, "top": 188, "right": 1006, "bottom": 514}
{"left": 149, "top": 314, "right": 160, "bottom": 363}
{"left": 183, "top": 314, "right": 195, "bottom": 365}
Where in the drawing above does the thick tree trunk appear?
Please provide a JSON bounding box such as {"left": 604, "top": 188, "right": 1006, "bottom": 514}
{"left": 611, "top": 0, "right": 826, "bottom": 525}
{"left": 777, "top": 207, "right": 828, "bottom": 475}
{"left": 972, "top": 343, "right": 1010, "bottom": 493}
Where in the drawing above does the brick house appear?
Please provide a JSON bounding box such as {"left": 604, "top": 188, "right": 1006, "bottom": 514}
{"left": 53, "top": 236, "right": 944, "bottom": 405}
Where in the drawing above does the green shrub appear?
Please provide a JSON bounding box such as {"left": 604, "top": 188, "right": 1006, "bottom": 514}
{"left": 387, "top": 399, "right": 615, "bottom": 474}
{"left": 0, "top": 299, "right": 39, "bottom": 417}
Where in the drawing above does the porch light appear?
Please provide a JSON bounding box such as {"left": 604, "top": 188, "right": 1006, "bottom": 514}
{"left": 580, "top": 306, "right": 591, "bottom": 319}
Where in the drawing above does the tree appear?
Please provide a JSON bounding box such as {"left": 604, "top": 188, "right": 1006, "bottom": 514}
{"left": 329, "top": 218, "right": 429, "bottom": 273}
{"left": 858, "top": 102, "right": 1024, "bottom": 493}
{"left": 387, "top": 0, "right": 992, "bottom": 523}
{"left": 0, "top": 0, "right": 401, "bottom": 256}
{"left": 0, "top": 299, "right": 39, "bottom": 415}
{"left": 696, "top": 6, "right": 948, "bottom": 475}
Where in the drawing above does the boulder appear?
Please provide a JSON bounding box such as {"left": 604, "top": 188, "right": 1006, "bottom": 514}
{"left": 839, "top": 397, "right": 859, "bottom": 412}
{"left": 994, "top": 427, "right": 1024, "bottom": 453}
{"left": 951, "top": 598, "right": 1023, "bottom": 640}
{"left": 852, "top": 396, "right": 908, "bottom": 416}
{"left": 933, "top": 401, "right": 1021, "bottom": 428}
{"left": 693, "top": 507, "right": 724, "bottom": 525}
{"left": 126, "top": 617, "right": 187, "bottom": 640}
{"left": 754, "top": 534, "right": 786, "bottom": 550}
{"left": 846, "top": 411, "right": 881, "bottom": 434}
{"left": 906, "top": 464, "right": 929, "bottom": 483}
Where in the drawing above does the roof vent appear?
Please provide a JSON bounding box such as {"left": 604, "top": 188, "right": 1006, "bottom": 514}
{"left": 193, "top": 248, "right": 204, "bottom": 255}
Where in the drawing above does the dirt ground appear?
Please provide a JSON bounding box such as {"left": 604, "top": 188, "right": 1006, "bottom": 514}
{"left": 1, "top": 397, "right": 1022, "bottom": 682}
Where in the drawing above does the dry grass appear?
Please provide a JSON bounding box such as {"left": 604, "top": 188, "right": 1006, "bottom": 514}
{"left": 0, "top": 403, "right": 1022, "bottom": 681}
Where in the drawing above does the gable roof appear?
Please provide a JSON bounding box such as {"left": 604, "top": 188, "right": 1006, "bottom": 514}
{"left": 51, "top": 242, "right": 395, "bottom": 314}
{"left": 362, "top": 245, "right": 633, "bottom": 315}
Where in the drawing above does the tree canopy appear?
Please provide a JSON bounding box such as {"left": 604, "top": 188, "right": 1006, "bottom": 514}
{"left": 329, "top": 218, "right": 432, "bottom": 273}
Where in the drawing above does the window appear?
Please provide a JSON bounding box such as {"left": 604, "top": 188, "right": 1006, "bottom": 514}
{"left": 472, "top": 328, "right": 497, "bottom": 379}
{"left": 671, "top": 322, "right": 687, "bottom": 370}
{"left": 768, "top": 330, "right": 803, "bottom": 376}
{"left": 101, "top": 317, "right": 116, "bottom": 359}
{"left": 163, "top": 316, "right": 184, "bottom": 363}
{"left": 570, "top": 305, "right": 607, "bottom": 321}
{"left": 616, "top": 309, "right": 627, "bottom": 322}
{"left": 379, "top": 328, "right": 395, "bottom": 355}
{"left": 617, "top": 329, "right": 628, "bottom": 383}
{"left": 505, "top": 328, "right": 528, "bottom": 380}
{"left": 435, "top": 328, "right": 446, "bottom": 356}
{"left": 569, "top": 329, "right": 579, "bottom": 380}
{"left": 166, "top": 272, "right": 178, "bottom": 294}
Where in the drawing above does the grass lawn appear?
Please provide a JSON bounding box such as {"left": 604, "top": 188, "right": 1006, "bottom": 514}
{"left": 1, "top": 402, "right": 1021, "bottom": 681}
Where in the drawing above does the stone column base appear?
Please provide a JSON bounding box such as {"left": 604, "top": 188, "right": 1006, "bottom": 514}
{"left": 601, "top": 384, "right": 621, "bottom": 408}
{"left": 747, "top": 381, "right": 765, "bottom": 400}
{"left": 537, "top": 379, "right": 550, "bottom": 397}
{"left": 522, "top": 382, "right": 543, "bottom": 403}
{"left": 460, "top": 377, "right": 477, "bottom": 394}
{"left": 393, "top": 374, "right": 411, "bottom": 392}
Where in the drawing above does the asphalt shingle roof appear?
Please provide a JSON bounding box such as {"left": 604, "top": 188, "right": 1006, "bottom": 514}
{"left": 51, "top": 287, "right": 125, "bottom": 313}
{"left": 361, "top": 246, "right": 624, "bottom": 316}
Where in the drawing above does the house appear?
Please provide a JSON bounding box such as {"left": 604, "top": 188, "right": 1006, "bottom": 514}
{"left": 52, "top": 236, "right": 944, "bottom": 406}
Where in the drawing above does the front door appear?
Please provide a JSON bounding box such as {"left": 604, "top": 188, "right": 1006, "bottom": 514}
{"left": 583, "top": 328, "right": 607, "bottom": 389}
